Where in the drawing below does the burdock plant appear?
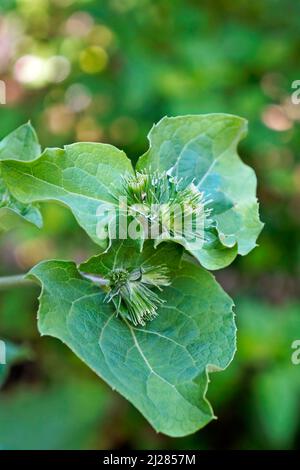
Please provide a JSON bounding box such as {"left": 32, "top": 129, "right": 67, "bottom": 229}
{"left": 0, "top": 114, "right": 263, "bottom": 436}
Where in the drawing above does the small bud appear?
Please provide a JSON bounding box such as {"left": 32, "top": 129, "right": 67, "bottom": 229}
{"left": 105, "top": 264, "right": 171, "bottom": 326}
{"left": 123, "top": 173, "right": 149, "bottom": 203}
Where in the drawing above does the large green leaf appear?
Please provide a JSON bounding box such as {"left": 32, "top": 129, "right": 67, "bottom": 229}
{"left": 236, "top": 299, "right": 300, "bottom": 449}
{"left": 137, "top": 114, "right": 263, "bottom": 269}
{"left": 1, "top": 143, "right": 134, "bottom": 247}
{"left": 28, "top": 241, "right": 236, "bottom": 437}
{"left": 0, "top": 123, "right": 42, "bottom": 231}
{"left": 1, "top": 115, "right": 262, "bottom": 269}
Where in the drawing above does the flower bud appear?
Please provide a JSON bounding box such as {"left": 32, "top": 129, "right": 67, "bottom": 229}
{"left": 105, "top": 264, "right": 171, "bottom": 326}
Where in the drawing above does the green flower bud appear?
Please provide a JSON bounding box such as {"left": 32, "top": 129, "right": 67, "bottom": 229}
{"left": 116, "top": 171, "right": 212, "bottom": 246}
{"left": 105, "top": 264, "right": 171, "bottom": 326}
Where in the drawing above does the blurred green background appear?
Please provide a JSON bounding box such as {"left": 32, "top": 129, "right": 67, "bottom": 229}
{"left": 0, "top": 0, "right": 299, "bottom": 450}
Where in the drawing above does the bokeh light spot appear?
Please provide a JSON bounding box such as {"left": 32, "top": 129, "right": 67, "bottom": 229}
{"left": 65, "top": 83, "right": 92, "bottom": 112}
{"left": 79, "top": 46, "right": 108, "bottom": 74}
{"left": 261, "top": 105, "right": 292, "bottom": 132}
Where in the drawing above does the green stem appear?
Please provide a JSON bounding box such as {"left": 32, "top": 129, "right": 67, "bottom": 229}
{"left": 0, "top": 274, "right": 35, "bottom": 290}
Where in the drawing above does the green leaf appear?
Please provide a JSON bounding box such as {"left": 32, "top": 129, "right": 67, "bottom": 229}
{"left": 137, "top": 114, "right": 263, "bottom": 269}
{"left": 0, "top": 123, "right": 42, "bottom": 231}
{"left": 1, "top": 116, "right": 262, "bottom": 269}
{"left": 1, "top": 115, "right": 262, "bottom": 269}
{"left": 0, "top": 122, "right": 41, "bottom": 161}
{"left": 1, "top": 143, "right": 134, "bottom": 247}
{"left": 0, "top": 178, "right": 42, "bottom": 231}
{"left": 29, "top": 241, "right": 236, "bottom": 437}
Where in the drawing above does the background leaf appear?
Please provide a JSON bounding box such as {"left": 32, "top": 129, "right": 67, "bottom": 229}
{"left": 0, "top": 123, "right": 42, "bottom": 231}
{"left": 0, "top": 340, "right": 32, "bottom": 388}
{"left": 252, "top": 366, "right": 300, "bottom": 449}
{"left": 0, "top": 379, "right": 110, "bottom": 450}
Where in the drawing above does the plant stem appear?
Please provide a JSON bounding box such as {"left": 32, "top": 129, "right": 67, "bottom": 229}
{"left": 79, "top": 272, "right": 110, "bottom": 287}
{"left": 0, "top": 274, "right": 35, "bottom": 290}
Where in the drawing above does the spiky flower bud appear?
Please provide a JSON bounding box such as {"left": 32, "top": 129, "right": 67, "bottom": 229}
{"left": 105, "top": 265, "right": 171, "bottom": 326}
{"left": 116, "top": 171, "right": 212, "bottom": 247}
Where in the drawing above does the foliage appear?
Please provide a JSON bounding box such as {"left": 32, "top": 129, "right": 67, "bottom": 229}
{"left": 0, "top": 112, "right": 262, "bottom": 435}
{"left": 0, "top": 0, "right": 299, "bottom": 450}
{"left": 0, "top": 378, "right": 111, "bottom": 450}
{"left": 29, "top": 241, "right": 235, "bottom": 436}
{"left": 0, "top": 124, "right": 42, "bottom": 231}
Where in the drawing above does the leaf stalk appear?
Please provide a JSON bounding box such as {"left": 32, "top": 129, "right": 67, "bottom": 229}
{"left": 0, "top": 274, "right": 34, "bottom": 290}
